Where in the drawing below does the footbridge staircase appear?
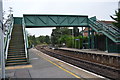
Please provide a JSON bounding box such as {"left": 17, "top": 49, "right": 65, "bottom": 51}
{"left": 88, "top": 17, "right": 120, "bottom": 52}
{"left": 4, "top": 15, "right": 29, "bottom": 66}
{"left": 89, "top": 17, "right": 120, "bottom": 43}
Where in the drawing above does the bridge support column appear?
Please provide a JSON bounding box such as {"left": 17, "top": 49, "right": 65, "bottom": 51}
{"left": 72, "top": 27, "right": 74, "bottom": 48}
{"left": 91, "top": 30, "right": 95, "bottom": 49}
{"left": 88, "top": 27, "right": 91, "bottom": 49}
{"left": 106, "top": 37, "right": 108, "bottom": 52}
{"left": 82, "top": 27, "right": 83, "bottom": 49}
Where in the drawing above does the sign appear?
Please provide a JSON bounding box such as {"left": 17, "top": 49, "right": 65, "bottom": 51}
{"left": 75, "top": 39, "right": 80, "bottom": 40}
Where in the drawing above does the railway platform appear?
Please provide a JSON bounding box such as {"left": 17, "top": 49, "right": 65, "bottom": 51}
{"left": 59, "top": 48, "right": 120, "bottom": 57}
{"left": 5, "top": 48, "right": 105, "bottom": 79}
{"left": 58, "top": 48, "right": 120, "bottom": 69}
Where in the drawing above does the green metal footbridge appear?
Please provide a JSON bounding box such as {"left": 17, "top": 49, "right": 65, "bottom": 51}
{"left": 4, "top": 14, "right": 120, "bottom": 66}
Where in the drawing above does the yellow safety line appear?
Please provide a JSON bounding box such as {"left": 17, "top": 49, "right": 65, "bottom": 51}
{"left": 6, "top": 65, "right": 32, "bottom": 70}
{"left": 36, "top": 52, "right": 81, "bottom": 79}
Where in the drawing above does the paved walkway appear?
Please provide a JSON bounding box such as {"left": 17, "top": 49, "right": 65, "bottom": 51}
{"left": 6, "top": 48, "right": 79, "bottom": 78}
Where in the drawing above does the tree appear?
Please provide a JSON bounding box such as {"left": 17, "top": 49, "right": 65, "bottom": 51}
{"left": 73, "top": 27, "right": 79, "bottom": 37}
{"left": 110, "top": 9, "right": 120, "bottom": 29}
{"left": 28, "top": 35, "right": 37, "bottom": 47}
{"left": 45, "top": 35, "right": 50, "bottom": 44}
{"left": 51, "top": 27, "right": 72, "bottom": 46}
{"left": 28, "top": 34, "right": 51, "bottom": 47}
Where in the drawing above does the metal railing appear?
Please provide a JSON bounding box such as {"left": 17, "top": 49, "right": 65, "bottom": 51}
{"left": 4, "top": 14, "right": 14, "bottom": 59}
{"left": 88, "top": 19, "right": 102, "bottom": 31}
{"left": 97, "top": 21, "right": 120, "bottom": 37}
{"left": 22, "top": 19, "right": 28, "bottom": 60}
{"left": 88, "top": 18, "right": 120, "bottom": 42}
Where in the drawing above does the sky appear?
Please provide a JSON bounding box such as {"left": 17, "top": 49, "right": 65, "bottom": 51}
{"left": 3, "top": 0, "right": 119, "bottom": 37}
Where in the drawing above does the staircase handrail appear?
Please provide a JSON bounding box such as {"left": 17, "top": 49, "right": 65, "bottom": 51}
{"left": 22, "top": 19, "right": 28, "bottom": 59}
{"left": 88, "top": 18, "right": 120, "bottom": 40}
{"left": 96, "top": 21, "right": 120, "bottom": 37}
{"left": 4, "top": 14, "right": 14, "bottom": 59}
{"left": 88, "top": 18, "right": 102, "bottom": 30}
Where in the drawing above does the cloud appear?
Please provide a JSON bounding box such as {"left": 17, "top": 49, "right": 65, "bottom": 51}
{"left": 3, "top": 0, "right": 118, "bottom": 36}
{"left": 4, "top": 0, "right": 119, "bottom": 3}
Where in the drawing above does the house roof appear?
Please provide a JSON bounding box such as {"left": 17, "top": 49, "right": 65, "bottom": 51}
{"left": 98, "top": 21, "right": 114, "bottom": 25}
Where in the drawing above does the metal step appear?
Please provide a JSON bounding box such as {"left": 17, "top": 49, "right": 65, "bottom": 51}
{"left": 6, "top": 60, "right": 27, "bottom": 63}
{"left": 8, "top": 46, "right": 24, "bottom": 48}
{"left": 10, "top": 42, "right": 24, "bottom": 44}
{"left": 9, "top": 43, "right": 24, "bottom": 45}
{"left": 9, "top": 46, "right": 24, "bottom": 48}
{"left": 8, "top": 52, "right": 25, "bottom": 54}
{"left": 8, "top": 50, "right": 25, "bottom": 52}
{"left": 7, "top": 55, "right": 26, "bottom": 58}
{"left": 6, "top": 62, "right": 28, "bottom": 66}
{"left": 9, "top": 47, "right": 24, "bottom": 49}
{"left": 8, "top": 52, "right": 25, "bottom": 55}
{"left": 7, "top": 57, "right": 27, "bottom": 60}
{"left": 8, "top": 55, "right": 25, "bottom": 57}
{"left": 8, "top": 48, "right": 25, "bottom": 50}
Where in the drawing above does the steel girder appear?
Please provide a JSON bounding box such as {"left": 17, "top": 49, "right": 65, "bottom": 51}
{"left": 23, "top": 14, "right": 88, "bottom": 28}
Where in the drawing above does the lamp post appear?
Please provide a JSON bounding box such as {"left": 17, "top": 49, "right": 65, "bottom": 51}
{"left": 118, "top": 0, "right": 120, "bottom": 11}
{"left": 0, "top": 0, "right": 5, "bottom": 79}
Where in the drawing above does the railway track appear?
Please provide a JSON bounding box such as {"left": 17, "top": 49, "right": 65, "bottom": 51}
{"left": 36, "top": 46, "right": 120, "bottom": 79}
